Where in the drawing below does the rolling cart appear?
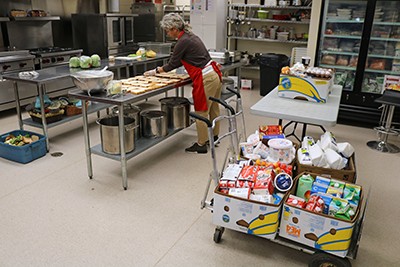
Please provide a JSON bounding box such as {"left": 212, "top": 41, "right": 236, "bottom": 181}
{"left": 189, "top": 91, "right": 370, "bottom": 267}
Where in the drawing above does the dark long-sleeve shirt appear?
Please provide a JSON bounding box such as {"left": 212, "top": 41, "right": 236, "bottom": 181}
{"left": 162, "top": 32, "right": 211, "bottom": 72}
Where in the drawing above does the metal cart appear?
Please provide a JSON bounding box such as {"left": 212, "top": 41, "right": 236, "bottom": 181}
{"left": 190, "top": 91, "right": 370, "bottom": 267}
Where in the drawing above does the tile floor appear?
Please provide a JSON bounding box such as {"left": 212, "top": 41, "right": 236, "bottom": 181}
{"left": 0, "top": 87, "right": 399, "bottom": 267}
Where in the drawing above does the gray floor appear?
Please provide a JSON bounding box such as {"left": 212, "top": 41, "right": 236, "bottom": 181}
{"left": 0, "top": 87, "right": 399, "bottom": 267}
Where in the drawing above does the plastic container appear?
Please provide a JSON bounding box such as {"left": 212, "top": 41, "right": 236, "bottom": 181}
{"left": 0, "top": 130, "right": 47, "bottom": 164}
{"left": 258, "top": 53, "right": 290, "bottom": 96}
{"left": 257, "top": 10, "right": 269, "bottom": 19}
{"left": 137, "top": 42, "right": 172, "bottom": 55}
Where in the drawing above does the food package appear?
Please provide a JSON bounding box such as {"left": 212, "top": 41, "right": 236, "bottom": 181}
{"left": 336, "top": 55, "right": 349, "bottom": 66}
{"left": 287, "top": 195, "right": 306, "bottom": 208}
{"left": 297, "top": 148, "right": 313, "bottom": 165}
{"left": 337, "top": 142, "right": 355, "bottom": 158}
{"left": 320, "top": 132, "right": 338, "bottom": 152}
{"left": 325, "top": 148, "right": 346, "bottom": 170}
{"left": 369, "top": 59, "right": 386, "bottom": 70}
{"left": 321, "top": 55, "right": 336, "bottom": 65}
{"left": 309, "top": 144, "right": 329, "bottom": 167}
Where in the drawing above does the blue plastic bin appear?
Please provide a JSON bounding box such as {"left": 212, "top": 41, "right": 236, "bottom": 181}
{"left": 0, "top": 130, "right": 47, "bottom": 164}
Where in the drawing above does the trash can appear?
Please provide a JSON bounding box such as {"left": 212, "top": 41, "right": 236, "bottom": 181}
{"left": 258, "top": 53, "right": 290, "bottom": 96}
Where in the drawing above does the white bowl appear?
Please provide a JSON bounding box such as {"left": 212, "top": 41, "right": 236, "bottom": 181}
{"left": 72, "top": 70, "right": 114, "bottom": 93}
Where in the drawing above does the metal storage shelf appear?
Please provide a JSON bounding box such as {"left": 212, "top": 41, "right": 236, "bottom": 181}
{"left": 365, "top": 69, "right": 400, "bottom": 75}
{"left": 91, "top": 127, "right": 185, "bottom": 161}
{"left": 324, "top": 34, "right": 361, "bottom": 39}
{"left": 320, "top": 64, "right": 356, "bottom": 71}
{"left": 322, "top": 50, "right": 400, "bottom": 60}
{"left": 228, "top": 4, "right": 312, "bottom": 10}
{"left": 229, "top": 36, "right": 308, "bottom": 44}
{"left": 22, "top": 102, "right": 110, "bottom": 129}
{"left": 11, "top": 16, "right": 60, "bottom": 21}
{"left": 247, "top": 18, "right": 309, "bottom": 24}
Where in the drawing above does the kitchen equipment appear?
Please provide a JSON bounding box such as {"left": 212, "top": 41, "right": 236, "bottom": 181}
{"left": 222, "top": 77, "right": 235, "bottom": 94}
{"left": 229, "top": 51, "right": 242, "bottom": 63}
{"left": 112, "top": 104, "right": 141, "bottom": 140}
{"left": 208, "top": 51, "right": 230, "bottom": 65}
{"left": 71, "top": 13, "right": 136, "bottom": 58}
{"left": 97, "top": 115, "right": 136, "bottom": 154}
{"left": 159, "top": 97, "right": 190, "bottom": 130}
{"left": 257, "top": 10, "right": 269, "bottom": 19}
{"left": 140, "top": 110, "right": 168, "bottom": 138}
{"left": 71, "top": 70, "right": 114, "bottom": 94}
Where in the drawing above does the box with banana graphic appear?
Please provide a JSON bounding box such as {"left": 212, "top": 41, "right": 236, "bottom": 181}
{"left": 212, "top": 186, "right": 290, "bottom": 240}
{"left": 278, "top": 75, "right": 334, "bottom": 103}
{"left": 278, "top": 173, "right": 362, "bottom": 258}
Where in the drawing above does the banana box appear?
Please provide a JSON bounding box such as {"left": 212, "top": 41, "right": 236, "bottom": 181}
{"left": 212, "top": 185, "right": 291, "bottom": 240}
{"left": 278, "top": 172, "right": 362, "bottom": 258}
{"left": 278, "top": 75, "right": 333, "bottom": 103}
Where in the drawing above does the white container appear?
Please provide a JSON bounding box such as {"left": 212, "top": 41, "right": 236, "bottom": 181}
{"left": 267, "top": 138, "right": 295, "bottom": 163}
{"left": 277, "top": 32, "right": 289, "bottom": 41}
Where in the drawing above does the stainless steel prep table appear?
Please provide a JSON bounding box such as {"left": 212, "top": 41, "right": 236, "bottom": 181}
{"left": 69, "top": 61, "right": 243, "bottom": 190}
{"left": 2, "top": 55, "right": 170, "bottom": 151}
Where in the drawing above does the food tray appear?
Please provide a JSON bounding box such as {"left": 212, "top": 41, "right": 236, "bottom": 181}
{"left": 0, "top": 130, "right": 46, "bottom": 164}
{"left": 29, "top": 111, "right": 64, "bottom": 124}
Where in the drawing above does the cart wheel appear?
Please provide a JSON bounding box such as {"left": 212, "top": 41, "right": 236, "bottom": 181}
{"left": 213, "top": 227, "right": 224, "bottom": 243}
{"left": 309, "top": 252, "right": 351, "bottom": 267}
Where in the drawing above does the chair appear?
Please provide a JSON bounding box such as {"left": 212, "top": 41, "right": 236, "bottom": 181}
{"left": 367, "top": 90, "right": 400, "bottom": 153}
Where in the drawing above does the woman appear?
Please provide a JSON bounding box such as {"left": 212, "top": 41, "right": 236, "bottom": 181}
{"left": 144, "top": 13, "right": 222, "bottom": 154}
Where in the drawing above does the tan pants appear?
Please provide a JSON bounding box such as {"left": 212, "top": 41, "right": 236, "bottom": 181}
{"left": 195, "top": 71, "right": 222, "bottom": 145}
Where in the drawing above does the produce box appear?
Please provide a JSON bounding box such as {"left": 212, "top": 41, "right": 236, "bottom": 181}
{"left": 278, "top": 172, "right": 362, "bottom": 258}
{"left": 0, "top": 130, "right": 47, "bottom": 164}
{"left": 295, "top": 153, "right": 356, "bottom": 183}
{"left": 278, "top": 75, "right": 333, "bottom": 103}
{"left": 212, "top": 185, "right": 290, "bottom": 240}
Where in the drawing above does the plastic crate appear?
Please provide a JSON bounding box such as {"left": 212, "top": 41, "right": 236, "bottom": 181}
{"left": 0, "top": 130, "right": 47, "bottom": 164}
{"left": 137, "top": 42, "right": 172, "bottom": 55}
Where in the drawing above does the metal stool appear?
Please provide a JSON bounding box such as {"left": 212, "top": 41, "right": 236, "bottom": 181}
{"left": 367, "top": 90, "right": 400, "bottom": 153}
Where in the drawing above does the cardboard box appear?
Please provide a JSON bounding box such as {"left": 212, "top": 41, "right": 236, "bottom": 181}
{"left": 279, "top": 173, "right": 362, "bottom": 258}
{"left": 0, "top": 130, "right": 47, "bottom": 164}
{"left": 278, "top": 75, "right": 333, "bottom": 103}
{"left": 295, "top": 153, "right": 356, "bottom": 183}
{"left": 213, "top": 186, "right": 287, "bottom": 240}
{"left": 241, "top": 79, "right": 253, "bottom": 90}
{"left": 228, "top": 76, "right": 238, "bottom": 89}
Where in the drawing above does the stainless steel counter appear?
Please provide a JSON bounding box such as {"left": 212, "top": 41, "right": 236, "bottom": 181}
{"left": 2, "top": 54, "right": 171, "bottom": 151}
{"left": 69, "top": 61, "right": 243, "bottom": 190}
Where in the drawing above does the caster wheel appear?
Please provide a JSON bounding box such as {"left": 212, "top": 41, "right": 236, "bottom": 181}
{"left": 213, "top": 227, "right": 224, "bottom": 243}
{"left": 309, "top": 252, "right": 351, "bottom": 267}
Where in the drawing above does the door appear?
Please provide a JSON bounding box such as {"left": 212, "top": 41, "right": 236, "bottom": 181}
{"left": 107, "top": 16, "right": 123, "bottom": 48}
{"left": 363, "top": 0, "right": 400, "bottom": 93}
{"left": 125, "top": 16, "right": 134, "bottom": 44}
{"left": 317, "top": 0, "right": 368, "bottom": 92}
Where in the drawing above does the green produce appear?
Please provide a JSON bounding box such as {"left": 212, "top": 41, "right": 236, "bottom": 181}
{"left": 69, "top": 57, "right": 80, "bottom": 68}
{"left": 91, "top": 54, "right": 101, "bottom": 67}
{"left": 128, "top": 54, "right": 137, "bottom": 57}
{"left": 79, "top": 56, "right": 92, "bottom": 69}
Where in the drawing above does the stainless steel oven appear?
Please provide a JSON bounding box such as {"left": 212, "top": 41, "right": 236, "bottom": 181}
{"left": 72, "top": 14, "right": 137, "bottom": 58}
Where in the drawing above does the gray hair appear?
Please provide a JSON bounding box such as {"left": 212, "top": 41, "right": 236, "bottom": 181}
{"left": 160, "top": 13, "right": 192, "bottom": 33}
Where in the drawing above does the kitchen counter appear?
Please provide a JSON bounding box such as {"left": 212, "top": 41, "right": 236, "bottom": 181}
{"left": 2, "top": 54, "right": 171, "bottom": 150}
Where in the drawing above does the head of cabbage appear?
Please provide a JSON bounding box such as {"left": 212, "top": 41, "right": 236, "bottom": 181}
{"left": 79, "top": 56, "right": 92, "bottom": 69}
{"left": 91, "top": 54, "right": 101, "bottom": 67}
{"left": 69, "top": 57, "right": 80, "bottom": 68}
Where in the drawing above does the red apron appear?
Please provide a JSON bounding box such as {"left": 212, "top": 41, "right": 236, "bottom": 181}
{"left": 178, "top": 32, "right": 222, "bottom": 111}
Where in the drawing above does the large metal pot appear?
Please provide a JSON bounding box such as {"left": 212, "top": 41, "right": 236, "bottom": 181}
{"left": 96, "top": 116, "right": 136, "bottom": 154}
{"left": 222, "top": 77, "right": 235, "bottom": 94}
{"left": 159, "top": 97, "right": 190, "bottom": 130}
{"left": 112, "top": 104, "right": 141, "bottom": 140}
{"left": 140, "top": 110, "right": 168, "bottom": 138}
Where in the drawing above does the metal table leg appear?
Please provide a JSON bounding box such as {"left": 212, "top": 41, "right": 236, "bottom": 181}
{"left": 13, "top": 81, "right": 24, "bottom": 130}
{"left": 82, "top": 100, "right": 93, "bottom": 179}
{"left": 38, "top": 84, "right": 50, "bottom": 151}
{"left": 118, "top": 104, "right": 128, "bottom": 190}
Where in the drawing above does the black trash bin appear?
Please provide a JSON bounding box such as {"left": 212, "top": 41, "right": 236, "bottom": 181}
{"left": 258, "top": 53, "right": 290, "bottom": 96}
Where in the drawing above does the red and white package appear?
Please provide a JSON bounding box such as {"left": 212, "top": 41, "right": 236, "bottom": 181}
{"left": 254, "top": 168, "right": 275, "bottom": 194}
{"left": 219, "top": 180, "right": 237, "bottom": 189}
{"left": 305, "top": 195, "right": 324, "bottom": 213}
{"left": 286, "top": 195, "right": 306, "bottom": 208}
{"left": 236, "top": 180, "right": 254, "bottom": 189}
{"left": 239, "top": 165, "right": 259, "bottom": 182}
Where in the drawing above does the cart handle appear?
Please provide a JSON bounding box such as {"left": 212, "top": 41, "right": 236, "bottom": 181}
{"left": 209, "top": 96, "right": 235, "bottom": 115}
{"left": 189, "top": 112, "right": 212, "bottom": 127}
{"left": 225, "top": 87, "right": 241, "bottom": 99}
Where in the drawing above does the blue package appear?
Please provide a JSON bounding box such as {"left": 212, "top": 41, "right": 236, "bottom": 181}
{"left": 34, "top": 95, "right": 52, "bottom": 109}
{"left": 315, "top": 176, "right": 331, "bottom": 187}
{"left": 311, "top": 182, "right": 328, "bottom": 194}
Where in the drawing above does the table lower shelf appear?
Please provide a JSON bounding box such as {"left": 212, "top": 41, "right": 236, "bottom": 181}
{"left": 23, "top": 102, "right": 111, "bottom": 129}
{"left": 91, "top": 127, "right": 186, "bottom": 161}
